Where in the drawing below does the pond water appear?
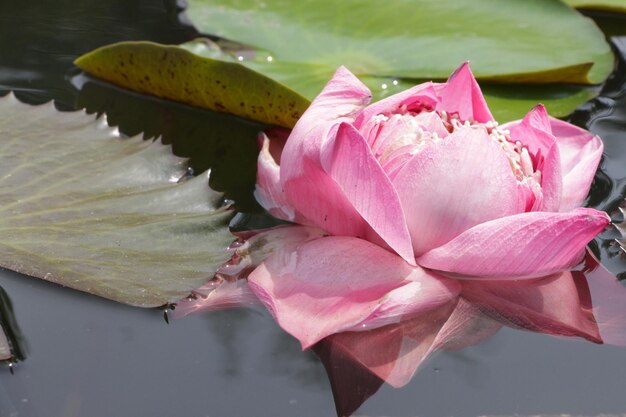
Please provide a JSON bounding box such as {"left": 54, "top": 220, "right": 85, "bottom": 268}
{"left": 1, "top": 2, "right": 626, "bottom": 416}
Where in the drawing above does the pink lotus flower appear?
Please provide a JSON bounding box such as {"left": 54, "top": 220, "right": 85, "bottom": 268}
{"left": 245, "top": 63, "right": 609, "bottom": 350}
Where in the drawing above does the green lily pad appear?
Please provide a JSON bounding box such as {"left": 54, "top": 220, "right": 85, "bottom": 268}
{"left": 236, "top": 57, "right": 597, "bottom": 122}
{"left": 74, "top": 41, "right": 310, "bottom": 129}
{"left": 185, "top": 0, "right": 612, "bottom": 84}
{"left": 564, "top": 0, "right": 626, "bottom": 13}
{"left": 481, "top": 83, "right": 597, "bottom": 122}
{"left": 72, "top": 73, "right": 265, "bottom": 211}
{"left": 0, "top": 94, "right": 234, "bottom": 307}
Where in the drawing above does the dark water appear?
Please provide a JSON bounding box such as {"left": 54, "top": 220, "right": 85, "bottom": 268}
{"left": 1, "top": 2, "right": 626, "bottom": 416}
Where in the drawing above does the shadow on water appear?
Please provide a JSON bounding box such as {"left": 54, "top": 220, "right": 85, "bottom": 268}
{"left": 1, "top": 1, "right": 626, "bottom": 417}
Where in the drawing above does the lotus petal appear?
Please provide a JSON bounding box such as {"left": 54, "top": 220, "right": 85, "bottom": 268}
{"left": 320, "top": 122, "right": 415, "bottom": 264}
{"left": 248, "top": 236, "right": 456, "bottom": 348}
{"left": 393, "top": 126, "right": 519, "bottom": 256}
{"left": 435, "top": 62, "right": 494, "bottom": 123}
{"left": 418, "top": 208, "right": 610, "bottom": 279}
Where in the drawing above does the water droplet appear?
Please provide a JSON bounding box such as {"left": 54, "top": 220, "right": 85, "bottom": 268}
{"left": 381, "top": 83, "right": 388, "bottom": 90}
{"left": 392, "top": 80, "right": 399, "bottom": 86}
{"left": 266, "top": 56, "right": 273, "bottom": 62}
{"left": 237, "top": 56, "right": 244, "bottom": 62}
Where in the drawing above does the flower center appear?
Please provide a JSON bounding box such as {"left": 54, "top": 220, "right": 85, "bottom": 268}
{"left": 362, "top": 109, "right": 538, "bottom": 180}
{"left": 360, "top": 109, "right": 543, "bottom": 209}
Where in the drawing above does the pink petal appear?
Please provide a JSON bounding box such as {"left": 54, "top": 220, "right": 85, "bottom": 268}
{"left": 352, "top": 81, "right": 440, "bottom": 129}
{"left": 577, "top": 251, "right": 626, "bottom": 346}
{"left": 248, "top": 236, "right": 452, "bottom": 349}
{"left": 359, "top": 272, "right": 461, "bottom": 329}
{"left": 418, "top": 208, "right": 610, "bottom": 279}
{"left": 312, "top": 339, "right": 386, "bottom": 417}
{"left": 278, "top": 67, "right": 374, "bottom": 238}
{"left": 506, "top": 105, "right": 562, "bottom": 212}
{"left": 174, "top": 226, "right": 327, "bottom": 318}
{"left": 254, "top": 134, "right": 299, "bottom": 222}
{"left": 412, "top": 111, "right": 449, "bottom": 137}
{"left": 460, "top": 272, "right": 601, "bottom": 342}
{"left": 320, "top": 122, "right": 415, "bottom": 264}
{"left": 258, "top": 127, "right": 290, "bottom": 164}
{"left": 280, "top": 66, "right": 371, "bottom": 175}
{"left": 359, "top": 112, "right": 447, "bottom": 174}
{"left": 435, "top": 62, "right": 494, "bottom": 123}
{"left": 222, "top": 226, "right": 328, "bottom": 280}
{"left": 393, "top": 126, "right": 519, "bottom": 256}
{"left": 315, "top": 297, "right": 499, "bottom": 389}
{"left": 364, "top": 114, "right": 425, "bottom": 158}
{"left": 316, "top": 301, "right": 457, "bottom": 389}
{"left": 432, "top": 298, "right": 503, "bottom": 351}
{"left": 549, "top": 117, "right": 603, "bottom": 211}
{"left": 172, "top": 279, "right": 260, "bottom": 319}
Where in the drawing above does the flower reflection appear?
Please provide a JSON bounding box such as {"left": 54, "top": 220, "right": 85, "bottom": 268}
{"left": 176, "top": 232, "right": 626, "bottom": 414}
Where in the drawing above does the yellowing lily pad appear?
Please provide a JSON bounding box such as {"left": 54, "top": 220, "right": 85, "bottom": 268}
{"left": 185, "top": 0, "right": 613, "bottom": 84}
{"left": 0, "top": 94, "right": 234, "bottom": 307}
{"left": 564, "top": 0, "right": 626, "bottom": 13}
{"left": 74, "top": 41, "right": 310, "bottom": 129}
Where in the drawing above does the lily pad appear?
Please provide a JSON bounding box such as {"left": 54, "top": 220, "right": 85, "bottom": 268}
{"left": 564, "top": 0, "right": 626, "bottom": 13}
{"left": 76, "top": 38, "right": 597, "bottom": 126}
{"left": 483, "top": 84, "right": 597, "bottom": 122}
{"left": 0, "top": 94, "right": 234, "bottom": 307}
{"left": 74, "top": 41, "right": 310, "bottom": 129}
{"left": 72, "top": 73, "right": 266, "bottom": 211}
{"left": 239, "top": 60, "right": 598, "bottom": 122}
{"left": 185, "top": 0, "right": 613, "bottom": 84}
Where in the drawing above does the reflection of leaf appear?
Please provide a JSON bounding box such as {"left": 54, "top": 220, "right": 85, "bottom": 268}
{"left": 185, "top": 0, "right": 612, "bottom": 84}
{"left": 0, "top": 330, "right": 10, "bottom": 362}
{"left": 0, "top": 286, "right": 26, "bottom": 364}
{"left": 74, "top": 41, "right": 310, "bottom": 129}
{"left": 564, "top": 0, "right": 626, "bottom": 13}
{"left": 0, "top": 94, "right": 234, "bottom": 307}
